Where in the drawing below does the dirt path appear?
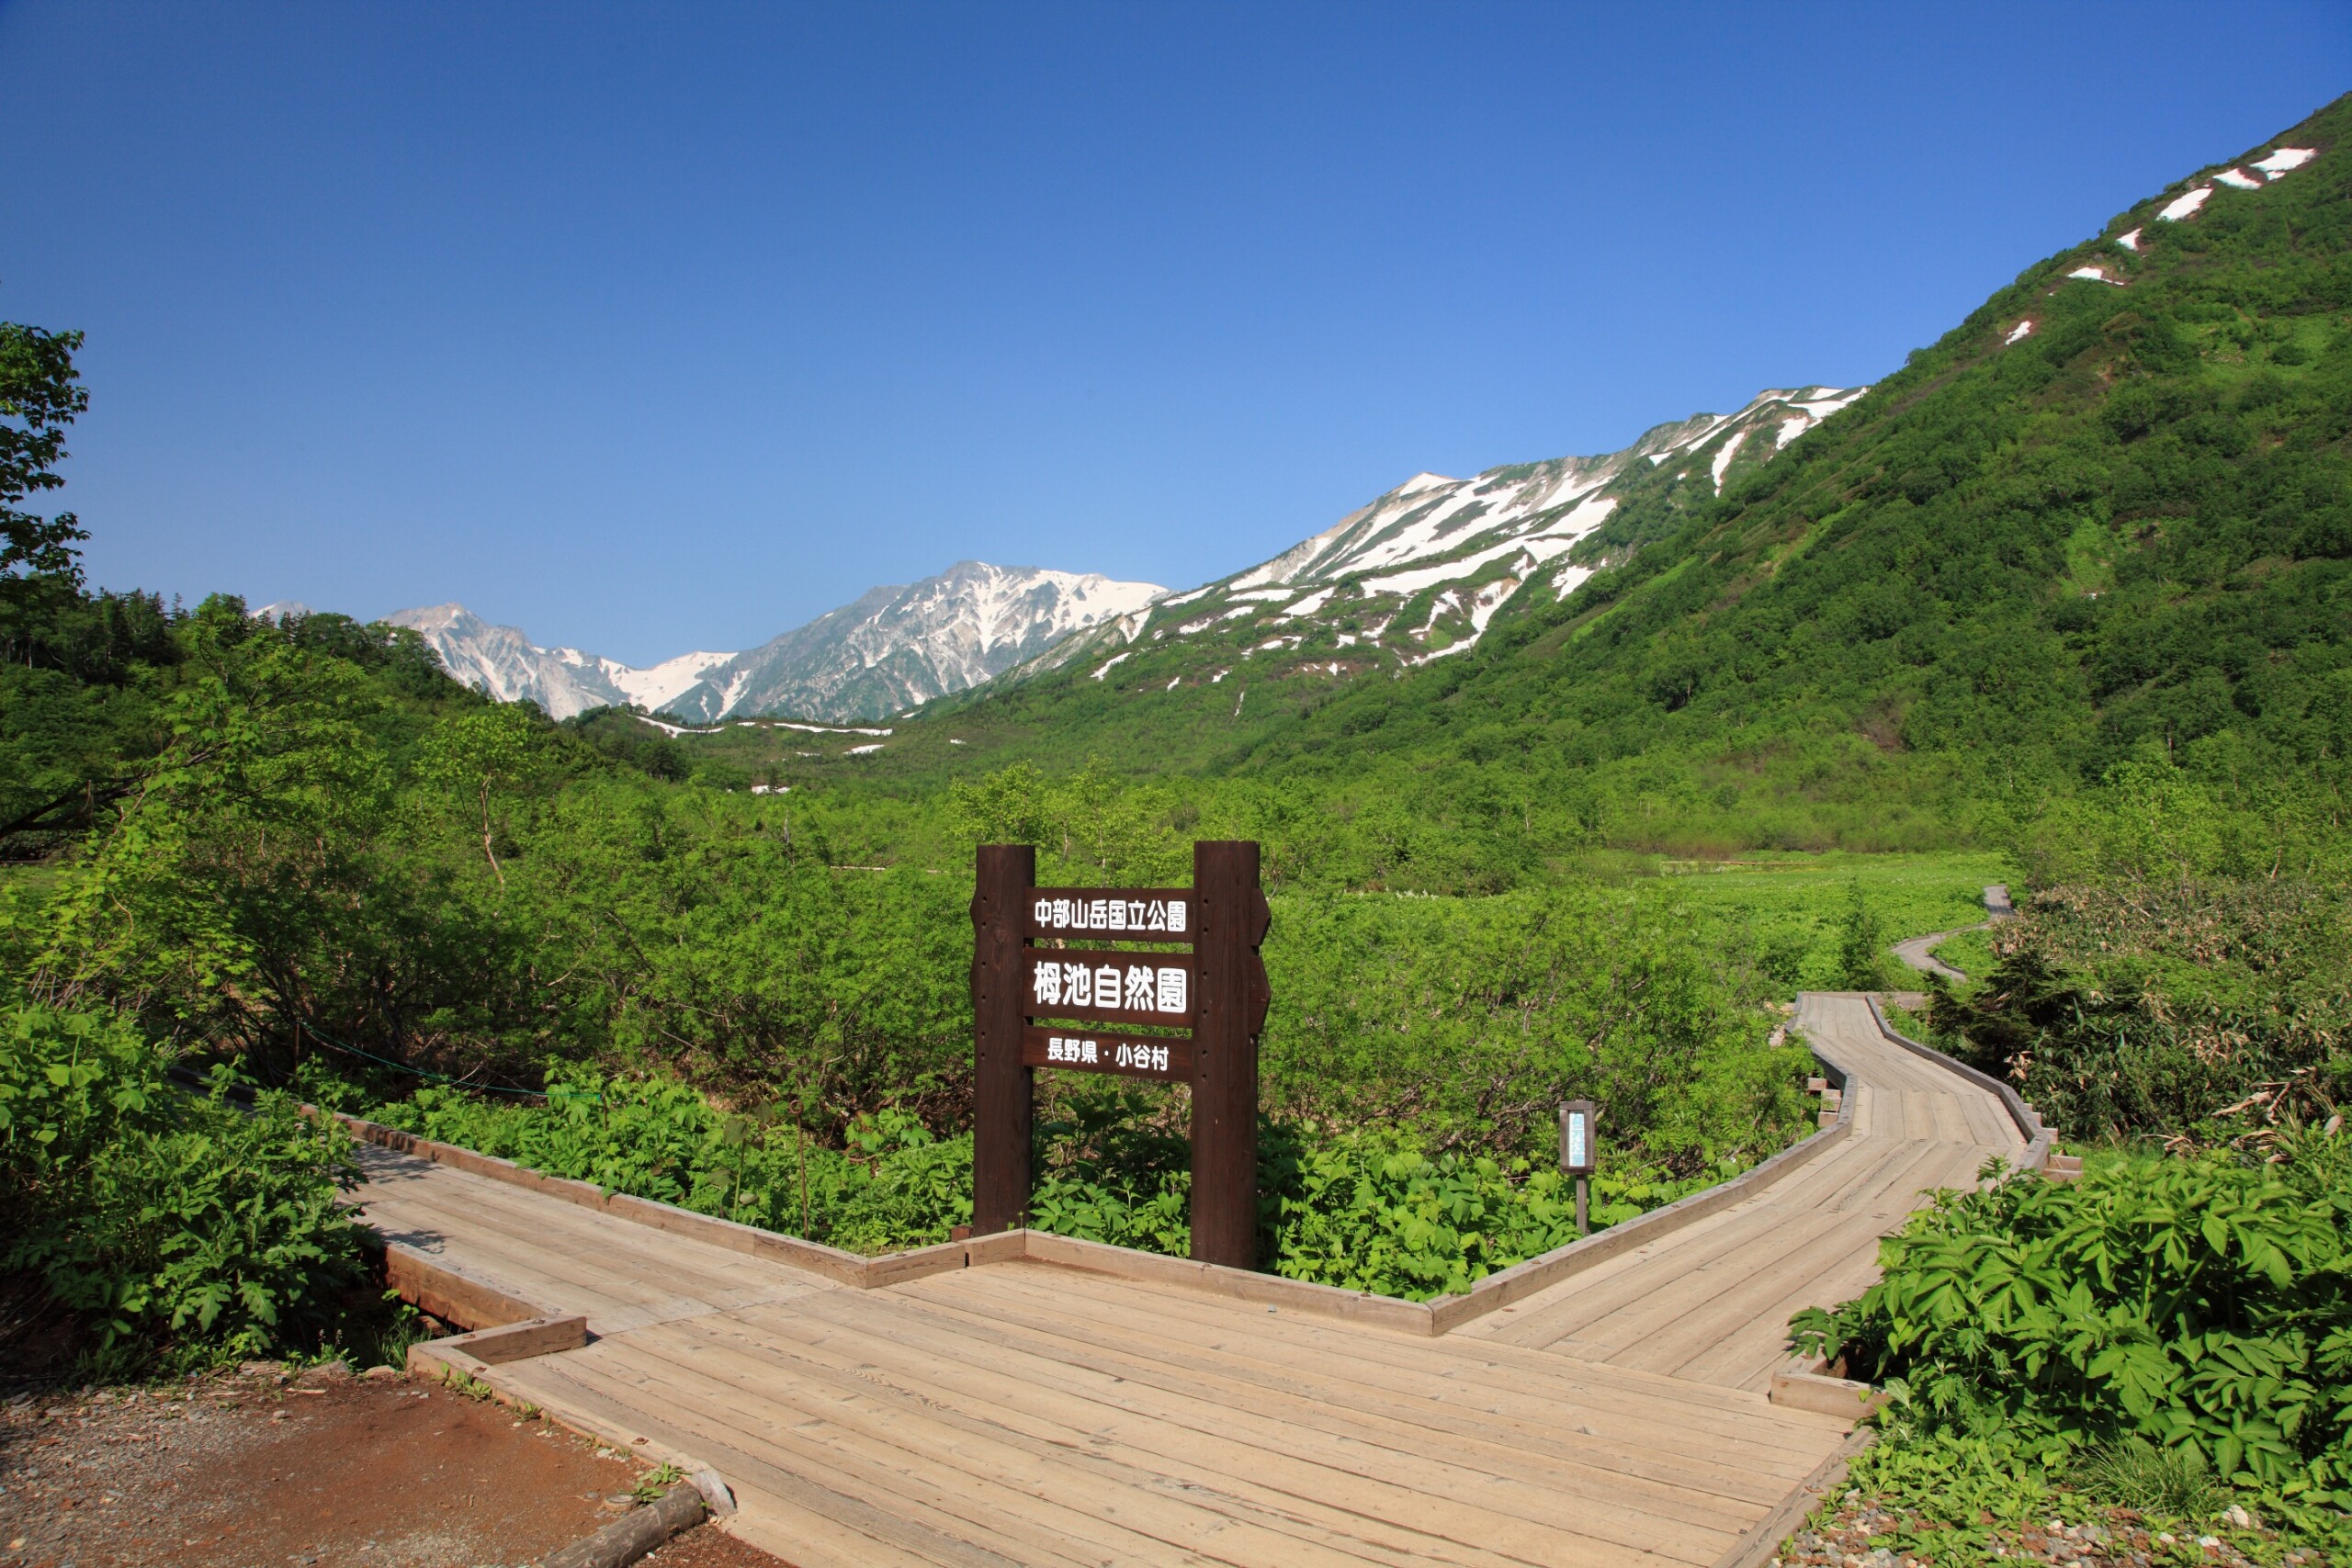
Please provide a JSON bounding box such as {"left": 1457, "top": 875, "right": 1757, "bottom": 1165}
{"left": 0, "top": 1360, "right": 781, "bottom": 1568}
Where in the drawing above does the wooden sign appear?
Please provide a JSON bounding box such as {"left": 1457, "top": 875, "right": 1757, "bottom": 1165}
{"left": 970, "top": 841, "right": 1269, "bottom": 1269}
{"left": 1558, "top": 1099, "right": 1597, "bottom": 1176}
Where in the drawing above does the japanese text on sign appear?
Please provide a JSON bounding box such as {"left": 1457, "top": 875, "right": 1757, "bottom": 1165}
{"left": 1031, "top": 960, "right": 1187, "bottom": 1015}
{"left": 1032, "top": 897, "right": 1186, "bottom": 935}
{"left": 1040, "top": 1035, "right": 1176, "bottom": 1074}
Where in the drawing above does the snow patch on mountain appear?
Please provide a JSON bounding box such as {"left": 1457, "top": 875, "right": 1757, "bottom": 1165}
{"left": 2160, "top": 186, "right": 2214, "bottom": 220}
{"left": 662, "top": 562, "right": 1164, "bottom": 724}
{"left": 607, "top": 650, "right": 737, "bottom": 712}
{"left": 383, "top": 604, "right": 695, "bottom": 720}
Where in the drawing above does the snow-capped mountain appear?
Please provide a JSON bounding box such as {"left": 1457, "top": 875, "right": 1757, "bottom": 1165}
{"left": 662, "top": 562, "right": 1165, "bottom": 724}
{"left": 387, "top": 562, "right": 1162, "bottom": 724}
{"left": 386, "top": 604, "right": 734, "bottom": 721}
{"left": 1012, "top": 385, "right": 1866, "bottom": 689}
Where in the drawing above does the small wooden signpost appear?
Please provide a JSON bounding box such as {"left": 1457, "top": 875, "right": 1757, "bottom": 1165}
{"left": 1559, "top": 1098, "right": 1596, "bottom": 1237}
{"left": 970, "top": 840, "right": 1271, "bottom": 1269}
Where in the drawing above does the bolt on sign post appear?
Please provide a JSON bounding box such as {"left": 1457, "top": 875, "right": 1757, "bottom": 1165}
{"left": 1559, "top": 1099, "right": 1597, "bottom": 1237}
{"left": 969, "top": 840, "right": 1271, "bottom": 1269}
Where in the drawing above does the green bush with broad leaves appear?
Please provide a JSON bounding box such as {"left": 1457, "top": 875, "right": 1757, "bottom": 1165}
{"left": 360, "top": 1066, "right": 1760, "bottom": 1301}
{"left": 363, "top": 1066, "right": 978, "bottom": 1250}
{"left": 0, "top": 1004, "right": 368, "bottom": 1370}
{"left": 1793, "top": 1133, "right": 2352, "bottom": 1520}
{"left": 1266, "top": 1123, "right": 1725, "bottom": 1299}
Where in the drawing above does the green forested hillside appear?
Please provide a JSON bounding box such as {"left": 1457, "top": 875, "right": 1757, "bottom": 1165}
{"left": 895, "top": 96, "right": 2351, "bottom": 867}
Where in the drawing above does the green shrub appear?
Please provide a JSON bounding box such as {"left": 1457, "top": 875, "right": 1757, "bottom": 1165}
{"left": 0, "top": 1004, "right": 368, "bottom": 1370}
{"left": 368, "top": 1066, "right": 978, "bottom": 1252}
{"left": 1267, "top": 1122, "right": 1722, "bottom": 1300}
{"left": 1793, "top": 1133, "right": 2352, "bottom": 1512}
{"left": 1930, "top": 876, "right": 2352, "bottom": 1140}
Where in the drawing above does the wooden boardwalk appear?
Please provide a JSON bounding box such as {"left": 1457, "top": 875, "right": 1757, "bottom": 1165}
{"left": 1460, "top": 995, "right": 2022, "bottom": 1392}
{"left": 353, "top": 995, "right": 2025, "bottom": 1567}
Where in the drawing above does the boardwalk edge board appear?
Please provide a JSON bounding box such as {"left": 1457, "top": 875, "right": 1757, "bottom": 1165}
{"left": 335, "top": 1003, "right": 1869, "bottom": 1338}
{"left": 1708, "top": 1428, "right": 1880, "bottom": 1568}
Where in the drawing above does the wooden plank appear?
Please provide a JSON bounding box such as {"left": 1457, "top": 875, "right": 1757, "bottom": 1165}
{"left": 616, "top": 1321, "right": 1550, "bottom": 1568}
{"left": 572, "top": 1329, "right": 1444, "bottom": 1568}
{"left": 842, "top": 1277, "right": 1832, "bottom": 1495}
{"left": 367, "top": 1176, "right": 771, "bottom": 1300}
{"left": 937, "top": 1264, "right": 1838, "bottom": 1460}
{"left": 1016, "top": 1230, "right": 1436, "bottom": 1334}
{"left": 786, "top": 1280, "right": 1791, "bottom": 1506}
{"left": 648, "top": 1307, "right": 1741, "bottom": 1566}
{"left": 1596, "top": 1207, "right": 1921, "bottom": 1379}
{"left": 379, "top": 1238, "right": 547, "bottom": 1330}
{"left": 363, "top": 1142, "right": 872, "bottom": 1288}
{"left": 364, "top": 1175, "right": 818, "bottom": 1322}
{"left": 841, "top": 1306, "right": 1789, "bottom": 1540}
{"left": 1467, "top": 1201, "right": 1853, "bottom": 1353}
{"left": 499, "top": 1352, "right": 1022, "bottom": 1568}
{"left": 649, "top": 1311, "right": 1546, "bottom": 1568}
{"left": 436, "top": 1314, "right": 589, "bottom": 1365}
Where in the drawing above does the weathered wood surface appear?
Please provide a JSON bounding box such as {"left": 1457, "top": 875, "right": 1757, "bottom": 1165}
{"left": 1458, "top": 994, "right": 2024, "bottom": 1392}
{"left": 354, "top": 990, "right": 2018, "bottom": 1565}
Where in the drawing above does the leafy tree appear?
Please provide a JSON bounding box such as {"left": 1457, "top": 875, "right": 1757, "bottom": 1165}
{"left": 416, "top": 702, "right": 554, "bottom": 889}
{"left": 0, "top": 319, "right": 87, "bottom": 582}
{"left": 1836, "top": 880, "right": 1892, "bottom": 991}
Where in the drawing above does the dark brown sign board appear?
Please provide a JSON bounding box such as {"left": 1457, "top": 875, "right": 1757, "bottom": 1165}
{"left": 970, "top": 841, "right": 1269, "bottom": 1269}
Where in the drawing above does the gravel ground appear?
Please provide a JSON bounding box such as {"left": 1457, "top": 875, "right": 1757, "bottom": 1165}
{"left": 1777, "top": 1491, "right": 2322, "bottom": 1568}
{"left": 639, "top": 1521, "right": 794, "bottom": 1566}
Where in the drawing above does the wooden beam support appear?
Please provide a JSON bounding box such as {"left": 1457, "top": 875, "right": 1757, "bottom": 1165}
{"left": 1189, "top": 839, "right": 1267, "bottom": 1270}
{"left": 970, "top": 842, "right": 1035, "bottom": 1235}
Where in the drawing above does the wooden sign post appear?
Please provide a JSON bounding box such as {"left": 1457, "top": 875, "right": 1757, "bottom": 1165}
{"left": 969, "top": 840, "right": 1270, "bottom": 1269}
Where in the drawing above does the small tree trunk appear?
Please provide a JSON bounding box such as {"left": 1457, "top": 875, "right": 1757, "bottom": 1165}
{"left": 479, "top": 777, "right": 505, "bottom": 889}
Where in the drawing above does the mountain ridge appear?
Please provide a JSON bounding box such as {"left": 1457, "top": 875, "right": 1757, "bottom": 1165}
{"left": 387, "top": 560, "right": 1163, "bottom": 724}
{"left": 951, "top": 383, "right": 1867, "bottom": 708}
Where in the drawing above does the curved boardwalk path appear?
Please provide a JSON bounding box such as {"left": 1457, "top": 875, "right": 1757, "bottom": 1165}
{"left": 1890, "top": 883, "right": 2014, "bottom": 984}
{"left": 1458, "top": 996, "right": 2021, "bottom": 1393}
{"left": 353, "top": 996, "right": 2024, "bottom": 1568}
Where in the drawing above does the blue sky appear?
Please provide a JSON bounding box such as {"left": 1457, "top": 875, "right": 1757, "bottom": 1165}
{"left": 5, "top": 3, "right": 2346, "bottom": 665}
